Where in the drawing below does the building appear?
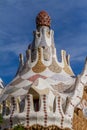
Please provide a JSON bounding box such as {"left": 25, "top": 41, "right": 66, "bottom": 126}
{"left": 0, "top": 78, "right": 4, "bottom": 94}
{"left": 0, "top": 11, "right": 87, "bottom": 130}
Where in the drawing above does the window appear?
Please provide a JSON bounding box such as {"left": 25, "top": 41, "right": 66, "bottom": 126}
{"left": 33, "top": 99, "right": 39, "bottom": 112}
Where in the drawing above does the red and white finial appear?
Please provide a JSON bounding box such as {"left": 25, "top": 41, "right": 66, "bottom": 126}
{"left": 36, "top": 10, "right": 51, "bottom": 28}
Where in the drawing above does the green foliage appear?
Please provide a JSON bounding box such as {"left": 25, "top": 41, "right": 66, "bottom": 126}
{"left": 0, "top": 114, "right": 3, "bottom": 124}
{"left": 13, "top": 124, "right": 25, "bottom": 130}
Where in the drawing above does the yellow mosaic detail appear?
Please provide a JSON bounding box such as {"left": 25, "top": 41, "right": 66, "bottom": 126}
{"left": 28, "top": 125, "right": 71, "bottom": 130}
{"left": 32, "top": 48, "right": 46, "bottom": 73}
{"left": 73, "top": 88, "right": 87, "bottom": 130}
{"left": 49, "top": 58, "right": 62, "bottom": 73}
{"left": 6, "top": 125, "right": 71, "bottom": 130}
{"left": 63, "top": 66, "right": 74, "bottom": 75}
{"left": 61, "top": 50, "right": 74, "bottom": 75}
{"left": 63, "top": 56, "right": 74, "bottom": 75}
{"left": 73, "top": 109, "right": 87, "bottom": 130}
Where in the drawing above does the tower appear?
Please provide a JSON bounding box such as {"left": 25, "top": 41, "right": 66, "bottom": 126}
{"left": 0, "top": 11, "right": 87, "bottom": 130}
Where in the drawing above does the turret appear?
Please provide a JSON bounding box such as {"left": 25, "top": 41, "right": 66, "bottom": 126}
{"left": 16, "top": 10, "right": 74, "bottom": 76}
{"left": 1, "top": 10, "right": 87, "bottom": 130}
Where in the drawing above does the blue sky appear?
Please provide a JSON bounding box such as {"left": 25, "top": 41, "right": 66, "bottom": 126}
{"left": 0, "top": 0, "right": 87, "bottom": 84}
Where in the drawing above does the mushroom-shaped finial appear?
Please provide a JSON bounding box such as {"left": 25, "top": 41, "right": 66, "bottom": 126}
{"left": 36, "top": 10, "right": 51, "bottom": 28}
